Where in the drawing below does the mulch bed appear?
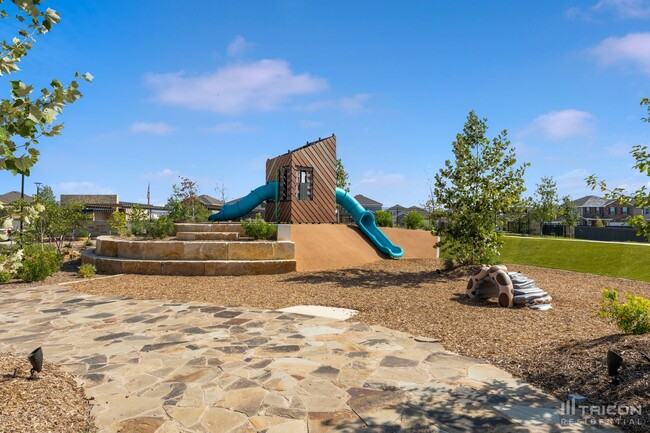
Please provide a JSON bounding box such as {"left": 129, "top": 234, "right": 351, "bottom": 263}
{"left": 0, "top": 352, "right": 96, "bottom": 433}
{"left": 2, "top": 258, "right": 649, "bottom": 431}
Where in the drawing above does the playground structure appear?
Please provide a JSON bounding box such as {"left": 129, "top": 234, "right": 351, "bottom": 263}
{"left": 83, "top": 135, "right": 415, "bottom": 276}
{"left": 209, "top": 135, "right": 404, "bottom": 258}
{"left": 466, "top": 265, "right": 553, "bottom": 310}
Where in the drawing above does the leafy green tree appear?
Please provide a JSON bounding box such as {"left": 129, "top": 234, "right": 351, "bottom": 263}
{"left": 533, "top": 176, "right": 559, "bottom": 234}
{"left": 0, "top": 1, "right": 90, "bottom": 278}
{"left": 0, "top": 0, "right": 92, "bottom": 175}
{"left": 109, "top": 210, "right": 127, "bottom": 236}
{"left": 374, "top": 210, "right": 393, "bottom": 227}
{"left": 129, "top": 204, "right": 148, "bottom": 235}
{"left": 433, "top": 110, "right": 529, "bottom": 265}
{"left": 167, "top": 177, "right": 209, "bottom": 222}
{"left": 404, "top": 210, "right": 424, "bottom": 229}
{"left": 31, "top": 184, "right": 57, "bottom": 243}
{"left": 335, "top": 159, "right": 351, "bottom": 223}
{"left": 588, "top": 98, "right": 650, "bottom": 240}
{"left": 335, "top": 158, "right": 350, "bottom": 192}
{"left": 559, "top": 195, "right": 579, "bottom": 230}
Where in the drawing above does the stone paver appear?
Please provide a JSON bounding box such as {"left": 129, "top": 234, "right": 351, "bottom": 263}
{"left": 0, "top": 285, "right": 615, "bottom": 433}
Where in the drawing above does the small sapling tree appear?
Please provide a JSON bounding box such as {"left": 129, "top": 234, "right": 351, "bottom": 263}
{"left": 433, "top": 110, "right": 529, "bottom": 265}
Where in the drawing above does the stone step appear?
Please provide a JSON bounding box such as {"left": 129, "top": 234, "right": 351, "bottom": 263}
{"left": 82, "top": 250, "right": 296, "bottom": 276}
{"left": 175, "top": 223, "right": 245, "bottom": 234}
{"left": 95, "top": 236, "right": 294, "bottom": 261}
{"left": 176, "top": 232, "right": 239, "bottom": 241}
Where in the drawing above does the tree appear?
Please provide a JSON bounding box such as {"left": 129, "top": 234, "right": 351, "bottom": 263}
{"left": 335, "top": 158, "right": 351, "bottom": 192}
{"left": 587, "top": 98, "right": 650, "bottom": 240}
{"left": 374, "top": 210, "right": 393, "bottom": 227}
{"left": 31, "top": 184, "right": 57, "bottom": 243}
{"left": 0, "top": 0, "right": 92, "bottom": 175}
{"left": 532, "top": 176, "right": 559, "bottom": 234}
{"left": 129, "top": 204, "right": 148, "bottom": 235}
{"left": 559, "top": 195, "right": 579, "bottom": 231}
{"left": 167, "top": 177, "right": 209, "bottom": 222}
{"left": 433, "top": 110, "right": 529, "bottom": 265}
{"left": 404, "top": 210, "right": 424, "bottom": 230}
{"left": 215, "top": 178, "right": 228, "bottom": 205}
{"left": 0, "top": 1, "right": 90, "bottom": 277}
{"left": 335, "top": 158, "right": 351, "bottom": 223}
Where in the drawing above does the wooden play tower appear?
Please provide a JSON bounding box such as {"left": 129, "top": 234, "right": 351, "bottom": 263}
{"left": 265, "top": 134, "right": 337, "bottom": 223}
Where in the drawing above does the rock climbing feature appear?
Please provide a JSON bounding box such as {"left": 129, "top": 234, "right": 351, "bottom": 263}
{"left": 466, "top": 265, "right": 552, "bottom": 309}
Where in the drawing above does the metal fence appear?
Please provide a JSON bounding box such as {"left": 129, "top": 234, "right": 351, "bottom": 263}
{"left": 574, "top": 226, "right": 647, "bottom": 243}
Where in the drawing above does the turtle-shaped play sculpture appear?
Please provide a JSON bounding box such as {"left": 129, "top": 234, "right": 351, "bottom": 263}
{"left": 466, "top": 265, "right": 552, "bottom": 310}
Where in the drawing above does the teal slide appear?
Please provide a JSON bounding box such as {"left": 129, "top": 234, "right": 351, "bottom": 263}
{"left": 208, "top": 182, "right": 278, "bottom": 222}
{"left": 336, "top": 187, "right": 404, "bottom": 258}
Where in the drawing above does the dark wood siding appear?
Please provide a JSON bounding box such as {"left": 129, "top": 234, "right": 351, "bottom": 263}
{"left": 265, "top": 134, "right": 337, "bottom": 223}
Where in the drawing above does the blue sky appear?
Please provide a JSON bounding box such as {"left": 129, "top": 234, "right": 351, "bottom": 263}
{"left": 1, "top": 0, "right": 650, "bottom": 208}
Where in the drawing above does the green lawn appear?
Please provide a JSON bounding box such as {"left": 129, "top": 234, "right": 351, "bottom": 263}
{"left": 499, "top": 236, "right": 650, "bottom": 282}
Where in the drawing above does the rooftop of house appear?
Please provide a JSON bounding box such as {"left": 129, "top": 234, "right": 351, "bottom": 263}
{"left": 354, "top": 194, "right": 382, "bottom": 207}
{"left": 572, "top": 195, "right": 607, "bottom": 207}
{"left": 0, "top": 191, "right": 33, "bottom": 203}
{"left": 198, "top": 194, "right": 224, "bottom": 208}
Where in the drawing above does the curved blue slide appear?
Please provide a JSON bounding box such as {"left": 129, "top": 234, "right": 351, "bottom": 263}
{"left": 336, "top": 187, "right": 404, "bottom": 258}
{"left": 208, "top": 182, "right": 278, "bottom": 222}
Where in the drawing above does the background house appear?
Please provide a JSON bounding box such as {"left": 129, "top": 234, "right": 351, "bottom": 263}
{"left": 0, "top": 191, "right": 33, "bottom": 231}
{"left": 572, "top": 195, "right": 638, "bottom": 226}
{"left": 60, "top": 194, "right": 168, "bottom": 235}
{"left": 198, "top": 195, "right": 224, "bottom": 215}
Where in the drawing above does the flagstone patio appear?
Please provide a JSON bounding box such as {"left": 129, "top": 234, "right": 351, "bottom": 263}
{"left": 0, "top": 285, "right": 614, "bottom": 432}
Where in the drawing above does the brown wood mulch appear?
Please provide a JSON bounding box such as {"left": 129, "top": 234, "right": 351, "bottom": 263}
{"left": 0, "top": 352, "right": 96, "bottom": 433}
{"left": 2, "top": 258, "right": 649, "bottom": 431}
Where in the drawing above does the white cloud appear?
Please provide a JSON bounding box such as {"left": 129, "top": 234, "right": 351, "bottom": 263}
{"left": 56, "top": 181, "right": 114, "bottom": 195}
{"left": 567, "top": 0, "right": 650, "bottom": 20}
{"left": 526, "top": 109, "right": 594, "bottom": 139}
{"left": 145, "top": 59, "right": 327, "bottom": 114}
{"left": 593, "top": 0, "right": 650, "bottom": 18}
{"left": 144, "top": 168, "right": 179, "bottom": 179}
{"left": 591, "top": 32, "right": 650, "bottom": 73}
{"left": 359, "top": 170, "right": 406, "bottom": 186}
{"left": 227, "top": 36, "right": 254, "bottom": 57}
{"left": 297, "top": 93, "right": 372, "bottom": 114}
{"left": 201, "top": 121, "right": 256, "bottom": 133}
{"left": 130, "top": 121, "right": 175, "bottom": 135}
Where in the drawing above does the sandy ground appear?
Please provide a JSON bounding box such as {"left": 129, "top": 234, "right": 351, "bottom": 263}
{"left": 290, "top": 224, "right": 438, "bottom": 271}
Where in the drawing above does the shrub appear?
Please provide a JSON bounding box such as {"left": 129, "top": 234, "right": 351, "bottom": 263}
{"left": 375, "top": 210, "right": 393, "bottom": 228}
{"left": 241, "top": 214, "right": 277, "bottom": 240}
{"left": 109, "top": 210, "right": 128, "bottom": 236}
{"left": 147, "top": 216, "right": 175, "bottom": 239}
{"left": 598, "top": 289, "right": 650, "bottom": 334}
{"left": 83, "top": 239, "right": 93, "bottom": 247}
{"left": 594, "top": 217, "right": 605, "bottom": 228}
{"left": 405, "top": 211, "right": 424, "bottom": 229}
{"left": 0, "top": 272, "right": 11, "bottom": 283}
{"left": 76, "top": 228, "right": 90, "bottom": 238}
{"left": 78, "top": 263, "right": 96, "bottom": 278}
{"left": 130, "top": 205, "right": 149, "bottom": 236}
{"left": 17, "top": 245, "right": 63, "bottom": 282}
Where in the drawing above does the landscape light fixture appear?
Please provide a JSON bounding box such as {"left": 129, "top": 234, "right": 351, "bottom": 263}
{"left": 28, "top": 347, "right": 43, "bottom": 379}
{"left": 606, "top": 349, "right": 622, "bottom": 377}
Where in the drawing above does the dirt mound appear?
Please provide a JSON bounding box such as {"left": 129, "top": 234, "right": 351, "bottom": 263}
{"left": 289, "top": 224, "right": 438, "bottom": 271}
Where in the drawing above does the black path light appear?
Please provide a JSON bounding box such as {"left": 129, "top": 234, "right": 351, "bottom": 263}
{"left": 607, "top": 349, "right": 623, "bottom": 377}
{"left": 28, "top": 347, "right": 43, "bottom": 379}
